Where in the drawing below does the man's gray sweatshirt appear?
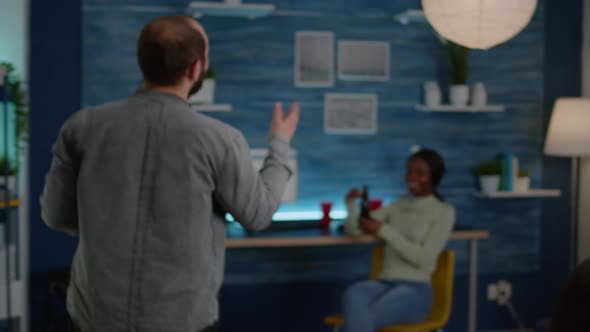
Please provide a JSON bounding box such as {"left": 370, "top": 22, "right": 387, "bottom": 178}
{"left": 40, "top": 89, "right": 292, "bottom": 332}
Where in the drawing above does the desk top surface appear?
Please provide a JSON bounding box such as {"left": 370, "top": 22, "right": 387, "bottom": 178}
{"left": 225, "top": 220, "right": 489, "bottom": 248}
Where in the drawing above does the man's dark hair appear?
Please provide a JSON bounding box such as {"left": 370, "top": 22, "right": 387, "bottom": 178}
{"left": 137, "top": 15, "right": 206, "bottom": 86}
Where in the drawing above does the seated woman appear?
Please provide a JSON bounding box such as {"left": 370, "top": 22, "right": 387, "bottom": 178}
{"left": 342, "top": 148, "right": 456, "bottom": 332}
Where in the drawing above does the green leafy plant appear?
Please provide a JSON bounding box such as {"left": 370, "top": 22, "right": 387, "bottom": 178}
{"left": 205, "top": 67, "right": 216, "bottom": 79}
{"left": 518, "top": 169, "right": 530, "bottom": 177}
{"left": 0, "top": 62, "right": 29, "bottom": 170}
{"left": 0, "top": 157, "right": 17, "bottom": 176}
{"left": 447, "top": 41, "right": 469, "bottom": 85}
{"left": 472, "top": 160, "right": 502, "bottom": 176}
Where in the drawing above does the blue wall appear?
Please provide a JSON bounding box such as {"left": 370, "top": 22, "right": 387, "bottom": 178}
{"left": 30, "top": 0, "right": 82, "bottom": 273}
{"left": 29, "top": 0, "right": 579, "bottom": 331}
{"left": 82, "top": 0, "right": 545, "bottom": 275}
{"left": 540, "top": 0, "right": 582, "bottom": 318}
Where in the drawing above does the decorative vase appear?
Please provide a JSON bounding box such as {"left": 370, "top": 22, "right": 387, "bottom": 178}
{"left": 515, "top": 176, "right": 531, "bottom": 193}
{"left": 450, "top": 85, "right": 470, "bottom": 106}
{"left": 0, "top": 244, "right": 17, "bottom": 280}
{"left": 0, "top": 175, "right": 16, "bottom": 196}
{"left": 479, "top": 175, "right": 500, "bottom": 194}
{"left": 423, "top": 81, "right": 442, "bottom": 107}
{"left": 471, "top": 82, "right": 487, "bottom": 107}
{"left": 189, "top": 79, "right": 216, "bottom": 104}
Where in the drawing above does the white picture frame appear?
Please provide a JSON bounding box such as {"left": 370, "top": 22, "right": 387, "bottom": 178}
{"left": 294, "top": 31, "right": 334, "bottom": 87}
{"left": 338, "top": 40, "right": 391, "bottom": 81}
{"left": 324, "top": 93, "right": 378, "bottom": 135}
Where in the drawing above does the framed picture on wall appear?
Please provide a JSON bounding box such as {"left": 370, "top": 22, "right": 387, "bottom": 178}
{"left": 338, "top": 40, "right": 390, "bottom": 81}
{"left": 324, "top": 93, "right": 378, "bottom": 134}
{"left": 294, "top": 31, "right": 335, "bottom": 87}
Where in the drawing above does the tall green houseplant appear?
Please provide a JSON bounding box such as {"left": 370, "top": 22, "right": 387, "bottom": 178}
{"left": 447, "top": 41, "right": 469, "bottom": 85}
{"left": 446, "top": 41, "right": 470, "bottom": 106}
{"left": 0, "top": 62, "right": 29, "bottom": 172}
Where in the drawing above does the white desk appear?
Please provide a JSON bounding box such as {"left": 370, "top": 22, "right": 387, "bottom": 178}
{"left": 226, "top": 221, "right": 489, "bottom": 332}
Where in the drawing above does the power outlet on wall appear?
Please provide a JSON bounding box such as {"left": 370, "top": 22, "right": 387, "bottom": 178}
{"left": 487, "top": 279, "right": 512, "bottom": 305}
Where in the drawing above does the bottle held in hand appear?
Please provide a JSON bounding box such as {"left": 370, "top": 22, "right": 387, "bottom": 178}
{"left": 360, "top": 185, "right": 370, "bottom": 220}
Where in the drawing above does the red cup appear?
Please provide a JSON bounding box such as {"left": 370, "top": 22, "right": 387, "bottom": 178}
{"left": 320, "top": 201, "right": 332, "bottom": 228}
{"left": 369, "top": 198, "right": 383, "bottom": 211}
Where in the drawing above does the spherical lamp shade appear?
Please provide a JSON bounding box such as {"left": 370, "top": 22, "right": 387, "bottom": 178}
{"left": 421, "top": 0, "right": 538, "bottom": 50}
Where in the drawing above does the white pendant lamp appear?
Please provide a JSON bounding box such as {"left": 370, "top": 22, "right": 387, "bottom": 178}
{"left": 422, "top": 0, "right": 538, "bottom": 50}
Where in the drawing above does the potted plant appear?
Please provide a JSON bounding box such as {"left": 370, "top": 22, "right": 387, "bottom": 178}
{"left": 0, "top": 157, "right": 17, "bottom": 195}
{"left": 189, "top": 67, "right": 216, "bottom": 105}
{"left": 0, "top": 62, "right": 29, "bottom": 164}
{"left": 448, "top": 41, "right": 470, "bottom": 106}
{"left": 472, "top": 160, "right": 502, "bottom": 193}
{"left": 516, "top": 169, "right": 531, "bottom": 193}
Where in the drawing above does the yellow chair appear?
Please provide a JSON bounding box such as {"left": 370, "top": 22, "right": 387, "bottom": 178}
{"left": 324, "top": 246, "right": 455, "bottom": 332}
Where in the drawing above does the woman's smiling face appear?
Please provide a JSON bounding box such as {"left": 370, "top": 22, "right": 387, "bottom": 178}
{"left": 406, "top": 157, "right": 433, "bottom": 197}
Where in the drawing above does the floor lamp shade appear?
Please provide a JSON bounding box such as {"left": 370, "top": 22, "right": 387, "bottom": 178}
{"left": 421, "top": 0, "right": 538, "bottom": 50}
{"left": 544, "top": 98, "right": 590, "bottom": 269}
{"left": 544, "top": 98, "right": 590, "bottom": 157}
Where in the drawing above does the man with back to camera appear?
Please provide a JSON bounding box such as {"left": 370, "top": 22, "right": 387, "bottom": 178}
{"left": 40, "top": 15, "right": 299, "bottom": 332}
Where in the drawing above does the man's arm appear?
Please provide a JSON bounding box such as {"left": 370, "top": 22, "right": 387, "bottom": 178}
{"left": 40, "top": 113, "right": 82, "bottom": 236}
{"left": 214, "top": 132, "right": 291, "bottom": 230}
{"left": 214, "top": 102, "right": 299, "bottom": 230}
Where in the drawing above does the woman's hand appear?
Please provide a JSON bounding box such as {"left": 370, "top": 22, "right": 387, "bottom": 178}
{"left": 345, "top": 188, "right": 363, "bottom": 203}
{"left": 359, "top": 217, "right": 382, "bottom": 234}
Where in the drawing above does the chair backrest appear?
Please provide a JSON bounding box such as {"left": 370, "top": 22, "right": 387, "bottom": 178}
{"left": 428, "top": 250, "right": 455, "bottom": 322}
{"left": 369, "top": 245, "right": 455, "bottom": 322}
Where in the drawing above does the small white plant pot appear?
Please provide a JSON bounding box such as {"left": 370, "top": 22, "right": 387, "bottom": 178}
{"left": 423, "top": 81, "right": 442, "bottom": 107}
{"left": 479, "top": 175, "right": 500, "bottom": 194}
{"left": 0, "top": 175, "right": 16, "bottom": 195}
{"left": 189, "top": 79, "right": 216, "bottom": 104}
{"left": 515, "top": 177, "right": 531, "bottom": 193}
{"left": 450, "top": 85, "right": 470, "bottom": 106}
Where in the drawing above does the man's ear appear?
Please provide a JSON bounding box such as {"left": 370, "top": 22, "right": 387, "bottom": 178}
{"left": 188, "top": 59, "right": 202, "bottom": 81}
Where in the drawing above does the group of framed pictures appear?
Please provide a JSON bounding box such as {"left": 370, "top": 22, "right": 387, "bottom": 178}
{"left": 295, "top": 31, "right": 388, "bottom": 135}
